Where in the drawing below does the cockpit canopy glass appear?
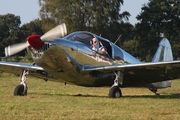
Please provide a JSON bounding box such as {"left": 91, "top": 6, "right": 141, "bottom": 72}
{"left": 64, "top": 32, "right": 95, "bottom": 47}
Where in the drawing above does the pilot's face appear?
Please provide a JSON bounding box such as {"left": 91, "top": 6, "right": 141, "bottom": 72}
{"left": 92, "top": 38, "right": 97, "bottom": 48}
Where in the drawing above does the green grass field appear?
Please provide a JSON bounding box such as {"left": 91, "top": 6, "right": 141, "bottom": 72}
{"left": 0, "top": 73, "right": 180, "bottom": 120}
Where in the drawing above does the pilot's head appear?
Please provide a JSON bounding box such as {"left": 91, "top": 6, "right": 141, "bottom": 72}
{"left": 92, "top": 37, "right": 97, "bottom": 49}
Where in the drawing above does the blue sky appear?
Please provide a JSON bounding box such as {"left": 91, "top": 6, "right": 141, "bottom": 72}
{"left": 121, "top": 0, "right": 149, "bottom": 24}
{"left": 0, "top": 0, "right": 149, "bottom": 25}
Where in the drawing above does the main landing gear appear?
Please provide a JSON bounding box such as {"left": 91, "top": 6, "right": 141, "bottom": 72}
{"left": 14, "top": 70, "right": 29, "bottom": 96}
{"left": 109, "top": 71, "right": 122, "bottom": 98}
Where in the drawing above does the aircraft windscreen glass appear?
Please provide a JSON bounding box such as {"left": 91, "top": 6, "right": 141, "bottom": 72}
{"left": 65, "top": 32, "right": 94, "bottom": 47}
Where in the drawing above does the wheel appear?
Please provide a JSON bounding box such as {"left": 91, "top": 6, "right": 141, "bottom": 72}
{"left": 14, "top": 84, "right": 28, "bottom": 96}
{"left": 109, "top": 86, "right": 122, "bottom": 98}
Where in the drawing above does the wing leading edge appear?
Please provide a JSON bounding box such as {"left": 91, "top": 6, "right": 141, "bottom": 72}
{"left": 82, "top": 60, "right": 180, "bottom": 86}
{"left": 0, "top": 61, "right": 52, "bottom": 80}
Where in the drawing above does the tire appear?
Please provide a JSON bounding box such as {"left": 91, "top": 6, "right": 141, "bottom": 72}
{"left": 14, "top": 84, "right": 28, "bottom": 96}
{"left": 109, "top": 86, "right": 122, "bottom": 98}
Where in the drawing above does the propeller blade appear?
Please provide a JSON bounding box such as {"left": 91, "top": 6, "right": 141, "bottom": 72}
{"left": 40, "top": 23, "right": 67, "bottom": 41}
{"left": 5, "top": 42, "right": 29, "bottom": 57}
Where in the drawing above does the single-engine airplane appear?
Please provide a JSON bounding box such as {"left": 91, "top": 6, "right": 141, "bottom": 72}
{"left": 1, "top": 23, "right": 180, "bottom": 98}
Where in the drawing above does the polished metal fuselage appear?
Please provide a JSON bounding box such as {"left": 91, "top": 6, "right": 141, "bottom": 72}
{"left": 29, "top": 32, "right": 141, "bottom": 87}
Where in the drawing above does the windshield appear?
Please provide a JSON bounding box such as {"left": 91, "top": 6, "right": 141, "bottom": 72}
{"left": 65, "top": 32, "right": 95, "bottom": 46}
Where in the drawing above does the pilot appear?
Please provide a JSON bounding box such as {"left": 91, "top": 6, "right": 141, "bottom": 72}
{"left": 92, "top": 37, "right": 107, "bottom": 55}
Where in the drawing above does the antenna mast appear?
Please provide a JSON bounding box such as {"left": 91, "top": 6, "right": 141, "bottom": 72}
{"left": 114, "top": 34, "right": 122, "bottom": 44}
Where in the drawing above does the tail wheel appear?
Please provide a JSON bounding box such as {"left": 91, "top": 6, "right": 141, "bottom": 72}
{"left": 109, "top": 86, "right": 122, "bottom": 98}
{"left": 14, "top": 84, "right": 28, "bottom": 96}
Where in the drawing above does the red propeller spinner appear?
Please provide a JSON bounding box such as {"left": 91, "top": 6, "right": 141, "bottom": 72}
{"left": 27, "top": 35, "right": 44, "bottom": 49}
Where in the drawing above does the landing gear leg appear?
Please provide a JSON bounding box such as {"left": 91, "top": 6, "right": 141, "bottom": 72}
{"left": 109, "top": 71, "right": 122, "bottom": 98}
{"left": 149, "top": 88, "right": 160, "bottom": 95}
{"left": 14, "top": 69, "right": 29, "bottom": 96}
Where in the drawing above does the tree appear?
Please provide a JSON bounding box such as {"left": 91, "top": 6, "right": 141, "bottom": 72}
{"left": 38, "top": 0, "right": 132, "bottom": 41}
{"left": 121, "top": 39, "right": 140, "bottom": 59}
{"left": 135, "top": 0, "right": 180, "bottom": 61}
{"left": 0, "top": 14, "right": 21, "bottom": 56}
{"left": 20, "top": 19, "right": 44, "bottom": 37}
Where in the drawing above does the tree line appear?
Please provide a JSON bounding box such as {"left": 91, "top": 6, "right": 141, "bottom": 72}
{"left": 0, "top": 0, "right": 179, "bottom": 61}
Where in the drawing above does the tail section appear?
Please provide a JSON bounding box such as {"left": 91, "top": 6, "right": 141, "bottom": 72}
{"left": 149, "top": 38, "right": 173, "bottom": 94}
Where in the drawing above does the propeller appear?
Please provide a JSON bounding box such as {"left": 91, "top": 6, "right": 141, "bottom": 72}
{"left": 5, "top": 23, "right": 67, "bottom": 57}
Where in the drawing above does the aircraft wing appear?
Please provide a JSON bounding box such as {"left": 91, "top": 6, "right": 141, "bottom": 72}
{"left": 82, "top": 60, "right": 180, "bottom": 86}
{"left": 0, "top": 61, "right": 51, "bottom": 80}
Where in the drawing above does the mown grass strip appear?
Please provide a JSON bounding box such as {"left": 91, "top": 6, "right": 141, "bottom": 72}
{"left": 0, "top": 73, "right": 180, "bottom": 120}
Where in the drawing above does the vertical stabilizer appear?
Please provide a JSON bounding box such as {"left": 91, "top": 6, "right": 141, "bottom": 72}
{"left": 149, "top": 38, "right": 173, "bottom": 92}
{"left": 152, "top": 38, "right": 173, "bottom": 62}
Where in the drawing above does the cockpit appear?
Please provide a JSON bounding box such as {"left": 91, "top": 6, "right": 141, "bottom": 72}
{"left": 63, "top": 31, "right": 141, "bottom": 64}
{"left": 64, "top": 31, "right": 112, "bottom": 57}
